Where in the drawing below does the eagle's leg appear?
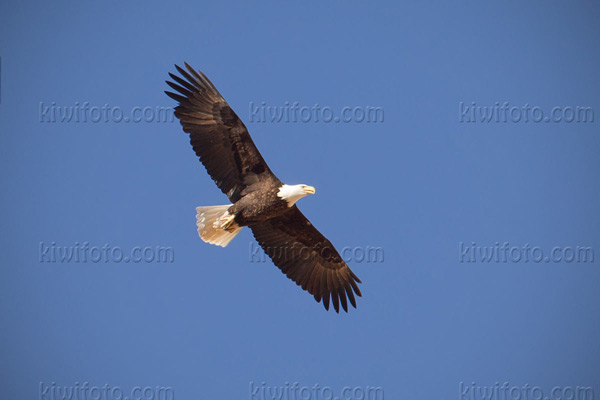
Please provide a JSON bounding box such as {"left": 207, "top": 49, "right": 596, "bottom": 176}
{"left": 218, "top": 213, "right": 237, "bottom": 232}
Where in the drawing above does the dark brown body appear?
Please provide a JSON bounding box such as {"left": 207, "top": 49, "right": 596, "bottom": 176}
{"left": 229, "top": 185, "right": 289, "bottom": 226}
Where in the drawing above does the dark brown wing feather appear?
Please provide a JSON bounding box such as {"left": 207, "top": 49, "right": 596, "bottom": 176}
{"left": 249, "top": 206, "right": 362, "bottom": 312}
{"left": 165, "top": 63, "right": 279, "bottom": 202}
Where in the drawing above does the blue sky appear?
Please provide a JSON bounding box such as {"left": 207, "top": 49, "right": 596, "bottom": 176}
{"left": 1, "top": 0, "right": 599, "bottom": 399}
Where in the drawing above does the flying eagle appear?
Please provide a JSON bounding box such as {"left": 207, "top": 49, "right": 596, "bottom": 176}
{"left": 165, "top": 63, "right": 362, "bottom": 312}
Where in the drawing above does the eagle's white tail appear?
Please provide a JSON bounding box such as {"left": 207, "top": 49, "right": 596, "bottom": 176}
{"left": 195, "top": 205, "right": 242, "bottom": 247}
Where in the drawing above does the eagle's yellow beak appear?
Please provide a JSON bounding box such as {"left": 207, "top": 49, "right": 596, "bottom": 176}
{"left": 303, "top": 186, "right": 316, "bottom": 195}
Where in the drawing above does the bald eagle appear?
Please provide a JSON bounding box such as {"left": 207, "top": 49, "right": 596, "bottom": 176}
{"left": 165, "top": 63, "right": 362, "bottom": 312}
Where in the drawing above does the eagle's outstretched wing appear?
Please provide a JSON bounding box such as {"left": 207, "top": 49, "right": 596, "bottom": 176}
{"left": 165, "top": 63, "right": 280, "bottom": 202}
{"left": 250, "top": 206, "right": 362, "bottom": 312}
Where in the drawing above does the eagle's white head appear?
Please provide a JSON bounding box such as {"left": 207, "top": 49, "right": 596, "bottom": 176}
{"left": 277, "top": 184, "right": 316, "bottom": 207}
